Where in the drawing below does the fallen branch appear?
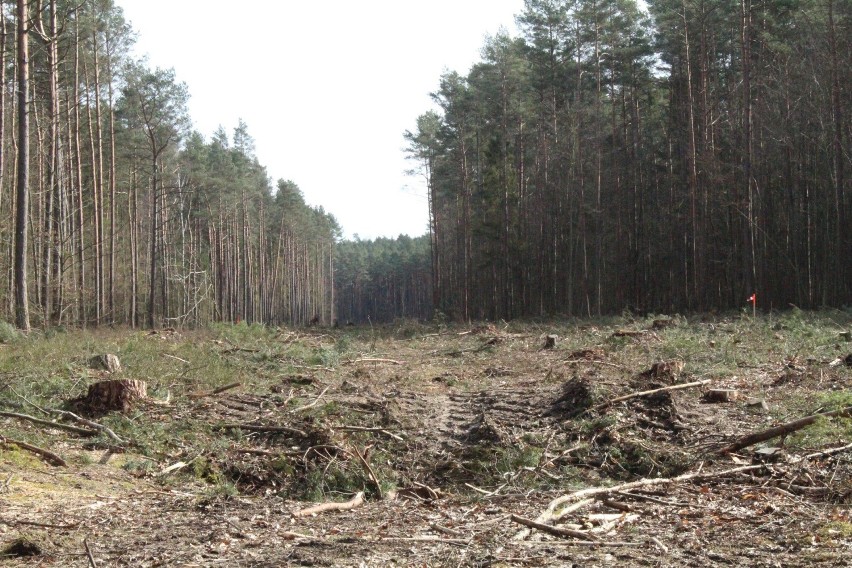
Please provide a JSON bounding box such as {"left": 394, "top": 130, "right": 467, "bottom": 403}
{"left": 514, "top": 465, "right": 764, "bottom": 540}
{"left": 799, "top": 441, "right": 852, "bottom": 461}
{"left": 352, "top": 446, "right": 383, "bottom": 499}
{"left": 344, "top": 358, "right": 406, "bottom": 365}
{"left": 292, "top": 491, "right": 364, "bottom": 517}
{"left": 562, "top": 359, "right": 629, "bottom": 372}
{"left": 217, "top": 423, "right": 308, "bottom": 438}
{"left": 162, "top": 353, "right": 189, "bottom": 364}
{"left": 592, "top": 379, "right": 712, "bottom": 411}
{"left": 48, "top": 410, "right": 126, "bottom": 444}
{"left": 333, "top": 425, "right": 405, "bottom": 442}
{"left": 0, "top": 436, "right": 67, "bottom": 467}
{"left": 84, "top": 536, "right": 98, "bottom": 568}
{"left": 512, "top": 498, "right": 595, "bottom": 540}
{"left": 190, "top": 382, "right": 242, "bottom": 398}
{"left": 510, "top": 514, "right": 596, "bottom": 541}
{"left": 292, "top": 385, "right": 331, "bottom": 413}
{"left": 0, "top": 411, "right": 96, "bottom": 437}
{"left": 716, "top": 406, "right": 852, "bottom": 455}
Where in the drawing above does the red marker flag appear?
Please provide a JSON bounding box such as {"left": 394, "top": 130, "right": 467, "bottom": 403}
{"left": 747, "top": 293, "right": 756, "bottom": 303}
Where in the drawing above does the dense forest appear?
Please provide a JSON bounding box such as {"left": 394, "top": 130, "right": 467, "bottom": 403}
{"left": 0, "top": 0, "right": 339, "bottom": 331}
{"left": 1, "top": 0, "right": 849, "bottom": 330}
{"left": 335, "top": 235, "right": 432, "bottom": 324}
{"left": 407, "top": 0, "right": 850, "bottom": 320}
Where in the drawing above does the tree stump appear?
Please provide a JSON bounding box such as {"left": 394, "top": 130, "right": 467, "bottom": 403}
{"left": 78, "top": 379, "right": 147, "bottom": 413}
{"left": 543, "top": 335, "right": 558, "bottom": 349}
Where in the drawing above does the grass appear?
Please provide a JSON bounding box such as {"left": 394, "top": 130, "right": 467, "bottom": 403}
{"left": 1, "top": 313, "right": 850, "bottom": 498}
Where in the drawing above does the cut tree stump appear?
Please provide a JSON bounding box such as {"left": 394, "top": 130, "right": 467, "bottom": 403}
{"left": 77, "top": 379, "right": 147, "bottom": 413}
{"left": 543, "top": 335, "right": 558, "bottom": 349}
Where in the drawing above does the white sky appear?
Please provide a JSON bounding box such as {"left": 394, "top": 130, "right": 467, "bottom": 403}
{"left": 115, "top": 0, "right": 524, "bottom": 240}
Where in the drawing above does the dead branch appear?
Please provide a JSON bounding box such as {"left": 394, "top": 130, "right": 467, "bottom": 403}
{"left": 512, "top": 498, "right": 595, "bottom": 540}
{"left": 562, "top": 359, "right": 629, "bottom": 372}
{"left": 189, "top": 382, "right": 242, "bottom": 398}
{"left": 344, "top": 358, "right": 406, "bottom": 365}
{"left": 0, "top": 436, "right": 67, "bottom": 467}
{"left": 0, "top": 410, "right": 96, "bottom": 436}
{"left": 84, "top": 536, "right": 98, "bottom": 568}
{"left": 510, "top": 514, "right": 596, "bottom": 541}
{"left": 716, "top": 406, "right": 852, "bottom": 455}
{"left": 352, "top": 446, "right": 383, "bottom": 499}
{"left": 292, "top": 491, "right": 364, "bottom": 517}
{"left": 514, "top": 465, "right": 764, "bottom": 540}
{"left": 799, "top": 441, "right": 852, "bottom": 461}
{"left": 592, "top": 379, "right": 712, "bottom": 411}
{"left": 48, "top": 409, "right": 126, "bottom": 444}
{"left": 333, "top": 425, "right": 405, "bottom": 442}
{"left": 217, "top": 423, "right": 308, "bottom": 438}
{"left": 292, "top": 385, "right": 331, "bottom": 413}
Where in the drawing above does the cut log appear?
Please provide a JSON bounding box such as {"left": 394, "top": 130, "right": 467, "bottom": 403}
{"left": 704, "top": 389, "right": 740, "bottom": 403}
{"left": 77, "top": 379, "right": 148, "bottom": 413}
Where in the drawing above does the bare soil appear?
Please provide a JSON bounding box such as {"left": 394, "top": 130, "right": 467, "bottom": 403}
{"left": 1, "top": 318, "right": 851, "bottom": 566}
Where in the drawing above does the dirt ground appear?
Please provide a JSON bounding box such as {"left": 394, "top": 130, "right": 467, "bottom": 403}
{"left": 1, "top": 318, "right": 851, "bottom": 566}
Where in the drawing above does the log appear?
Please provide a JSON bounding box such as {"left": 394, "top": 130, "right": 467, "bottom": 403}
{"left": 716, "top": 406, "right": 852, "bottom": 455}
{"left": 0, "top": 436, "right": 67, "bottom": 467}
{"left": 704, "top": 389, "right": 740, "bottom": 403}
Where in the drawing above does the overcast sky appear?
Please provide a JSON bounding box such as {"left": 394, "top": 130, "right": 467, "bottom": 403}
{"left": 115, "top": 0, "right": 524, "bottom": 240}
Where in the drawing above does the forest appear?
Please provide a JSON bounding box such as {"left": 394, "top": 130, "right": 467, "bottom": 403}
{"left": 0, "top": 0, "right": 339, "bottom": 332}
{"left": 0, "top": 0, "right": 849, "bottom": 331}
{"left": 407, "top": 0, "right": 850, "bottom": 320}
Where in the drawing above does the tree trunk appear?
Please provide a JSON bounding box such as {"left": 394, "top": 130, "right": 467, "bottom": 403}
{"left": 14, "top": 0, "right": 31, "bottom": 332}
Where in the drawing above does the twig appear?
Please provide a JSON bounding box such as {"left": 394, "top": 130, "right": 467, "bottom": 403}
{"left": 0, "top": 436, "right": 67, "bottom": 467}
{"left": 510, "top": 514, "right": 597, "bottom": 541}
{"left": 162, "top": 353, "right": 189, "bottom": 364}
{"left": 0, "top": 411, "right": 96, "bottom": 436}
{"left": 716, "top": 406, "right": 852, "bottom": 454}
{"left": 292, "top": 385, "right": 331, "bottom": 413}
{"left": 281, "top": 530, "right": 317, "bottom": 540}
{"left": 84, "top": 536, "right": 98, "bottom": 567}
{"left": 0, "top": 517, "right": 79, "bottom": 529}
{"left": 431, "top": 523, "right": 464, "bottom": 538}
{"left": 293, "top": 491, "right": 364, "bottom": 517}
{"left": 591, "top": 379, "right": 712, "bottom": 411}
{"left": 1, "top": 473, "right": 12, "bottom": 492}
